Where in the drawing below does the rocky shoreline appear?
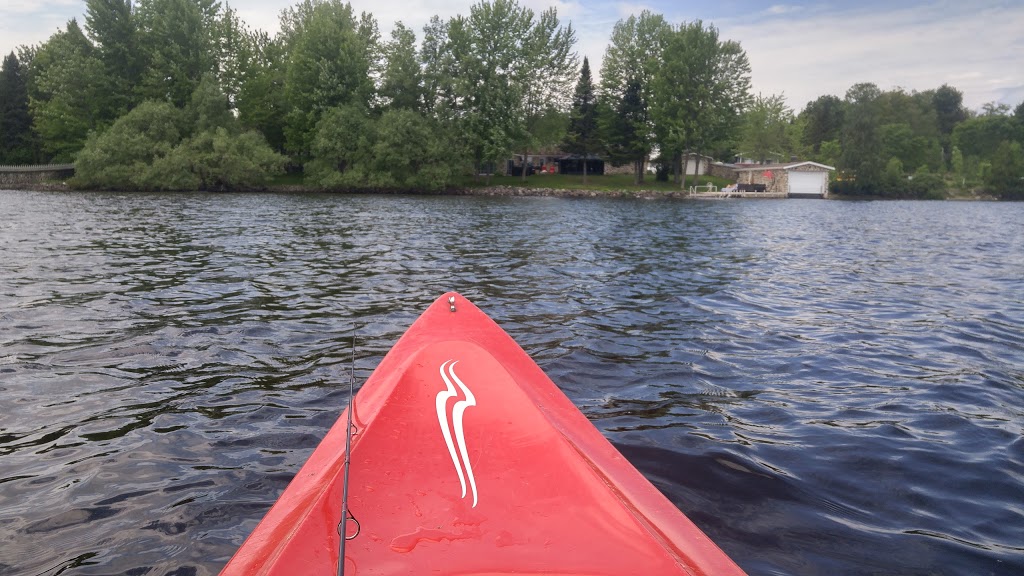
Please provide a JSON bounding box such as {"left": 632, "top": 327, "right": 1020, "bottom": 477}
{"left": 9, "top": 181, "right": 1000, "bottom": 201}
{"left": 10, "top": 181, "right": 691, "bottom": 199}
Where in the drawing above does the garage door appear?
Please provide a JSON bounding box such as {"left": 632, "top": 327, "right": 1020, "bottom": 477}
{"left": 788, "top": 171, "right": 826, "bottom": 197}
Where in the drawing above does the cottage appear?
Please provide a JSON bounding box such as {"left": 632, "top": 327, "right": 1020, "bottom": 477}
{"left": 732, "top": 161, "right": 834, "bottom": 198}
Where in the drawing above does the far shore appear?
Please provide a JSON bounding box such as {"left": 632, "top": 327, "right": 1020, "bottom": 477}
{"left": 6, "top": 180, "right": 1000, "bottom": 201}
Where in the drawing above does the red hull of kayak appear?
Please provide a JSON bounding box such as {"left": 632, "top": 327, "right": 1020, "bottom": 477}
{"left": 220, "top": 293, "right": 745, "bottom": 575}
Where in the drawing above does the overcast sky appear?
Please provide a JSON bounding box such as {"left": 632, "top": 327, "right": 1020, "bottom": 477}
{"left": 3, "top": 0, "right": 1022, "bottom": 113}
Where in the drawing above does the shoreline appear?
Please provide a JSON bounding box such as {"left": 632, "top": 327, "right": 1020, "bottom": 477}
{"left": 6, "top": 181, "right": 1002, "bottom": 201}
{"left": 9, "top": 181, "right": 696, "bottom": 199}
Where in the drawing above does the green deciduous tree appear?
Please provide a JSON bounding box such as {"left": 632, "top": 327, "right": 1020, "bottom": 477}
{"left": 738, "top": 93, "right": 793, "bottom": 163}
{"left": 149, "top": 127, "right": 286, "bottom": 190}
{"left": 85, "top": 0, "right": 142, "bottom": 117}
{"left": 800, "top": 95, "right": 845, "bottom": 156}
{"left": 28, "top": 20, "right": 108, "bottom": 161}
{"left": 74, "top": 79, "right": 284, "bottom": 190}
{"left": 512, "top": 5, "right": 576, "bottom": 181}
{"left": 236, "top": 31, "right": 287, "bottom": 152}
{"left": 932, "top": 84, "right": 967, "bottom": 165}
{"left": 840, "top": 82, "right": 884, "bottom": 192}
{"left": 135, "top": 0, "right": 222, "bottom": 107}
{"left": 366, "top": 108, "right": 456, "bottom": 190}
{"left": 651, "top": 20, "right": 751, "bottom": 189}
{"left": 73, "top": 100, "right": 185, "bottom": 188}
{"left": 215, "top": 3, "right": 257, "bottom": 110}
{"left": 953, "top": 115, "right": 1017, "bottom": 161}
{"left": 186, "top": 72, "right": 233, "bottom": 132}
{"left": 420, "top": 0, "right": 575, "bottom": 182}
{"left": 379, "top": 22, "right": 423, "bottom": 112}
{"left": 280, "top": 0, "right": 378, "bottom": 159}
{"left": 987, "top": 140, "right": 1024, "bottom": 200}
{"left": 307, "top": 103, "right": 375, "bottom": 187}
{"left": 0, "top": 52, "right": 35, "bottom": 163}
{"left": 601, "top": 11, "right": 669, "bottom": 184}
{"left": 879, "top": 122, "right": 941, "bottom": 174}
{"left": 307, "top": 104, "right": 458, "bottom": 191}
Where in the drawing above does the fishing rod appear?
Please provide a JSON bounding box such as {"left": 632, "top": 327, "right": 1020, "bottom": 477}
{"left": 337, "top": 333, "right": 359, "bottom": 576}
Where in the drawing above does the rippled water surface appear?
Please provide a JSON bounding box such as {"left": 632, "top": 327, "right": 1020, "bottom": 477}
{"left": 1, "top": 190, "right": 1022, "bottom": 575}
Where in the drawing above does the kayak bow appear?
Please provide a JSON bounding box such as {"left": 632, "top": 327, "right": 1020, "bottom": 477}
{"left": 221, "top": 293, "right": 745, "bottom": 575}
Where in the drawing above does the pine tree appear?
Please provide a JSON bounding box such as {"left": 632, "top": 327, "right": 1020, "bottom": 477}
{"left": 0, "top": 52, "right": 35, "bottom": 163}
{"left": 562, "top": 57, "right": 598, "bottom": 183}
{"left": 606, "top": 78, "right": 648, "bottom": 185}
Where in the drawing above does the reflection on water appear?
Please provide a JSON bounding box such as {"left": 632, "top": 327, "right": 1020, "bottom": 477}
{"left": 1, "top": 191, "right": 1022, "bottom": 575}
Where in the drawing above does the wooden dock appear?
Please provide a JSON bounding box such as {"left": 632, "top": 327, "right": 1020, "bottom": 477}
{"left": 688, "top": 190, "right": 788, "bottom": 199}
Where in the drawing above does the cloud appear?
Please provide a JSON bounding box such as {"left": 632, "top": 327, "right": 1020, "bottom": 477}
{"left": 717, "top": 0, "right": 1024, "bottom": 111}
{"left": 764, "top": 4, "right": 803, "bottom": 16}
{"left": 2, "top": 0, "right": 1019, "bottom": 113}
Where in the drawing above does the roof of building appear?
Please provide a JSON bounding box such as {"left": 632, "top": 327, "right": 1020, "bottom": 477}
{"left": 732, "top": 161, "right": 835, "bottom": 172}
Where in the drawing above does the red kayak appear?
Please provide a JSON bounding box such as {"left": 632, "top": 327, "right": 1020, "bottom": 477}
{"left": 221, "top": 293, "right": 745, "bottom": 575}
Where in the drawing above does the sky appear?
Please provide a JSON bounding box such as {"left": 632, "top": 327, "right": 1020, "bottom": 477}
{"left": 2, "top": 0, "right": 1022, "bottom": 113}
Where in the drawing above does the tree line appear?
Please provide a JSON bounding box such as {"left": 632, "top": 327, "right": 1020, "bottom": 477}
{"left": 0, "top": 0, "right": 1021, "bottom": 198}
{"left": 736, "top": 83, "right": 1024, "bottom": 199}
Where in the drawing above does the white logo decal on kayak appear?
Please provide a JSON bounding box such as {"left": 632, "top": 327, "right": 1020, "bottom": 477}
{"left": 436, "top": 360, "right": 478, "bottom": 508}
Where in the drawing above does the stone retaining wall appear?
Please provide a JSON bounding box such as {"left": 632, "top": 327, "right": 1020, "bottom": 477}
{"left": 0, "top": 165, "right": 75, "bottom": 187}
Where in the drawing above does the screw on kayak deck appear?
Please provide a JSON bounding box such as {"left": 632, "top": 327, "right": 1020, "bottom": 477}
{"left": 449, "top": 296, "right": 456, "bottom": 312}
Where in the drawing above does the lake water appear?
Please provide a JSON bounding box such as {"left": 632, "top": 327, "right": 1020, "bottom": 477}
{"left": 1, "top": 190, "right": 1022, "bottom": 575}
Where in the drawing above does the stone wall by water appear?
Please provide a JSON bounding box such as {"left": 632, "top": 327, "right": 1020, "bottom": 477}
{"left": 0, "top": 165, "right": 75, "bottom": 188}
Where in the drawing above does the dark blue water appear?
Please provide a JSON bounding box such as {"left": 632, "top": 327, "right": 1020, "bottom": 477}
{"left": 1, "top": 190, "right": 1022, "bottom": 575}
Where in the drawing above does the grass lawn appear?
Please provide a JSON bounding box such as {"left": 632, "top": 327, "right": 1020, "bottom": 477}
{"left": 460, "top": 172, "right": 733, "bottom": 192}
{"left": 268, "top": 170, "right": 734, "bottom": 193}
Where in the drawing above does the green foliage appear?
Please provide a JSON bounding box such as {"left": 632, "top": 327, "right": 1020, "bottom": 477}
{"left": 606, "top": 79, "right": 648, "bottom": 170}
{"left": 650, "top": 20, "right": 751, "bottom": 188}
{"left": 562, "top": 57, "right": 599, "bottom": 181}
{"left": 879, "top": 122, "right": 940, "bottom": 173}
{"left": 135, "top": 0, "right": 221, "bottom": 107}
{"left": 882, "top": 156, "right": 905, "bottom": 194}
{"left": 602, "top": 11, "right": 669, "bottom": 184}
{"left": 839, "top": 83, "right": 883, "bottom": 192}
{"left": 307, "top": 104, "right": 376, "bottom": 187}
{"left": 952, "top": 115, "right": 1017, "bottom": 161}
{"left": 152, "top": 128, "right": 287, "bottom": 191}
{"left": 236, "top": 32, "right": 288, "bottom": 152}
{"left": 28, "top": 20, "right": 108, "bottom": 162}
{"left": 799, "top": 95, "right": 844, "bottom": 154}
{"left": 738, "top": 93, "right": 793, "bottom": 163}
{"left": 84, "top": 0, "right": 142, "bottom": 117}
{"left": 987, "top": 140, "right": 1024, "bottom": 200}
{"left": 450, "top": 0, "right": 577, "bottom": 172}
{"left": 186, "top": 72, "right": 233, "bottom": 133}
{"left": 367, "top": 109, "right": 456, "bottom": 190}
{"left": 933, "top": 84, "right": 967, "bottom": 137}
{"left": 379, "top": 23, "right": 423, "bottom": 112}
{"left": 907, "top": 170, "right": 947, "bottom": 200}
{"left": 215, "top": 4, "right": 257, "bottom": 109}
{"left": 73, "top": 100, "right": 184, "bottom": 189}
{"left": 73, "top": 84, "right": 284, "bottom": 191}
{"left": 308, "top": 105, "right": 459, "bottom": 191}
{"left": 9, "top": 1, "right": 1022, "bottom": 199}
{"left": 281, "top": 0, "right": 377, "bottom": 158}
{"left": 0, "top": 52, "right": 35, "bottom": 163}
{"left": 600, "top": 10, "right": 668, "bottom": 120}
{"left": 816, "top": 140, "right": 841, "bottom": 168}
